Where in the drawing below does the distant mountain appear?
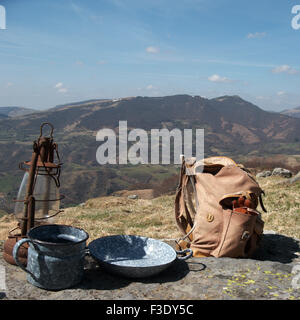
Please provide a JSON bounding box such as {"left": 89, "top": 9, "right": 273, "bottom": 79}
{"left": 1, "top": 94, "right": 300, "bottom": 167}
{"left": 0, "top": 106, "right": 37, "bottom": 118}
{"left": 0, "top": 113, "right": 8, "bottom": 120}
{"left": 1, "top": 94, "right": 300, "bottom": 209}
{"left": 280, "top": 106, "right": 300, "bottom": 118}
{"left": 51, "top": 99, "right": 109, "bottom": 111}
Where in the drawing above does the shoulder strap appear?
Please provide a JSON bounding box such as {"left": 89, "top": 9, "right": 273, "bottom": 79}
{"left": 174, "top": 156, "right": 199, "bottom": 248}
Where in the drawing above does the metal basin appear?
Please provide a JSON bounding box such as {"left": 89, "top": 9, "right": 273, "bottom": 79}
{"left": 88, "top": 235, "right": 192, "bottom": 278}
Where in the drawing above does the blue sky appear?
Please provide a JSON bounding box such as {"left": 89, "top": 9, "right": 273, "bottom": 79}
{"left": 0, "top": 0, "right": 299, "bottom": 111}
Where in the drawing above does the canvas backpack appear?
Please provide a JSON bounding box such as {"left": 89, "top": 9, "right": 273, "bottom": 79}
{"left": 175, "top": 156, "right": 266, "bottom": 258}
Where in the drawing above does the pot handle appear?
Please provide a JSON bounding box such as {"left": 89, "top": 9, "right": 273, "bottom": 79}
{"left": 176, "top": 248, "right": 193, "bottom": 260}
{"left": 12, "top": 238, "right": 33, "bottom": 274}
{"left": 85, "top": 247, "right": 90, "bottom": 255}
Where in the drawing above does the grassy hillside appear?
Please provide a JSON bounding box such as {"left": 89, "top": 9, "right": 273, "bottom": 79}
{"left": 0, "top": 175, "right": 299, "bottom": 242}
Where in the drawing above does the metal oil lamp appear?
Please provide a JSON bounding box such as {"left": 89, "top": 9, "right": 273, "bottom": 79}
{"left": 3, "top": 122, "right": 64, "bottom": 265}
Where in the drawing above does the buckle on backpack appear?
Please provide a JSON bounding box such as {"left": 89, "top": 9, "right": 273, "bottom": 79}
{"left": 241, "top": 231, "right": 251, "bottom": 240}
{"left": 206, "top": 213, "right": 214, "bottom": 223}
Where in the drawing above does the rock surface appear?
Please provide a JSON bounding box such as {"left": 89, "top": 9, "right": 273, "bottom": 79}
{"left": 256, "top": 171, "right": 272, "bottom": 178}
{"left": 272, "top": 168, "right": 292, "bottom": 178}
{"left": 113, "top": 189, "right": 155, "bottom": 200}
{"left": 0, "top": 232, "right": 299, "bottom": 300}
{"left": 289, "top": 171, "right": 300, "bottom": 184}
{"left": 127, "top": 194, "right": 138, "bottom": 200}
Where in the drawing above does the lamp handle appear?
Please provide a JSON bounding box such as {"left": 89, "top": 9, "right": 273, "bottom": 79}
{"left": 40, "top": 122, "right": 54, "bottom": 138}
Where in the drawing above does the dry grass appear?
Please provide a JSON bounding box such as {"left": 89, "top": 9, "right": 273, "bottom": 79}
{"left": 0, "top": 214, "right": 18, "bottom": 241}
{"left": 257, "top": 176, "right": 300, "bottom": 239}
{"left": 0, "top": 176, "right": 299, "bottom": 242}
{"left": 56, "top": 195, "right": 182, "bottom": 244}
{"left": 0, "top": 196, "right": 182, "bottom": 244}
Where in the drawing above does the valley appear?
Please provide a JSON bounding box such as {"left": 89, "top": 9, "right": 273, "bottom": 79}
{"left": 1, "top": 94, "right": 300, "bottom": 213}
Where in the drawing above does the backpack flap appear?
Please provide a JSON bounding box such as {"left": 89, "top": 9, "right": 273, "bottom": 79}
{"left": 219, "top": 191, "right": 259, "bottom": 211}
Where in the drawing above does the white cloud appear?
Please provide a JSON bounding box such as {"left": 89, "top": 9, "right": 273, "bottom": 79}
{"left": 146, "top": 46, "right": 160, "bottom": 54}
{"left": 75, "top": 60, "right": 84, "bottom": 66}
{"left": 54, "top": 82, "right": 63, "bottom": 88}
{"left": 208, "top": 74, "right": 232, "bottom": 83}
{"left": 54, "top": 82, "right": 67, "bottom": 93}
{"left": 70, "top": 2, "right": 102, "bottom": 24}
{"left": 70, "top": 3, "right": 82, "bottom": 14}
{"left": 277, "top": 91, "right": 286, "bottom": 96}
{"left": 247, "top": 32, "right": 266, "bottom": 39}
{"left": 58, "top": 88, "right": 68, "bottom": 93}
{"left": 272, "top": 65, "right": 299, "bottom": 75}
{"left": 6, "top": 82, "right": 13, "bottom": 87}
{"left": 256, "top": 96, "right": 267, "bottom": 100}
{"left": 146, "top": 84, "right": 155, "bottom": 90}
{"left": 97, "top": 60, "right": 107, "bottom": 65}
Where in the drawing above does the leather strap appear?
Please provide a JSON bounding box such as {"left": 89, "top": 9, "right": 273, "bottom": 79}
{"left": 259, "top": 192, "right": 267, "bottom": 212}
{"left": 175, "top": 156, "right": 200, "bottom": 251}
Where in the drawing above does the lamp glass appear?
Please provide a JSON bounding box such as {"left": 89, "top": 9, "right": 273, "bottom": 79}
{"left": 14, "top": 171, "right": 60, "bottom": 221}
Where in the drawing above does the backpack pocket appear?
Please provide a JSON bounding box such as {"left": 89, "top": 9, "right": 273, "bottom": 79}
{"left": 191, "top": 201, "right": 223, "bottom": 254}
{"left": 215, "top": 209, "right": 258, "bottom": 258}
{"left": 244, "top": 215, "right": 264, "bottom": 257}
